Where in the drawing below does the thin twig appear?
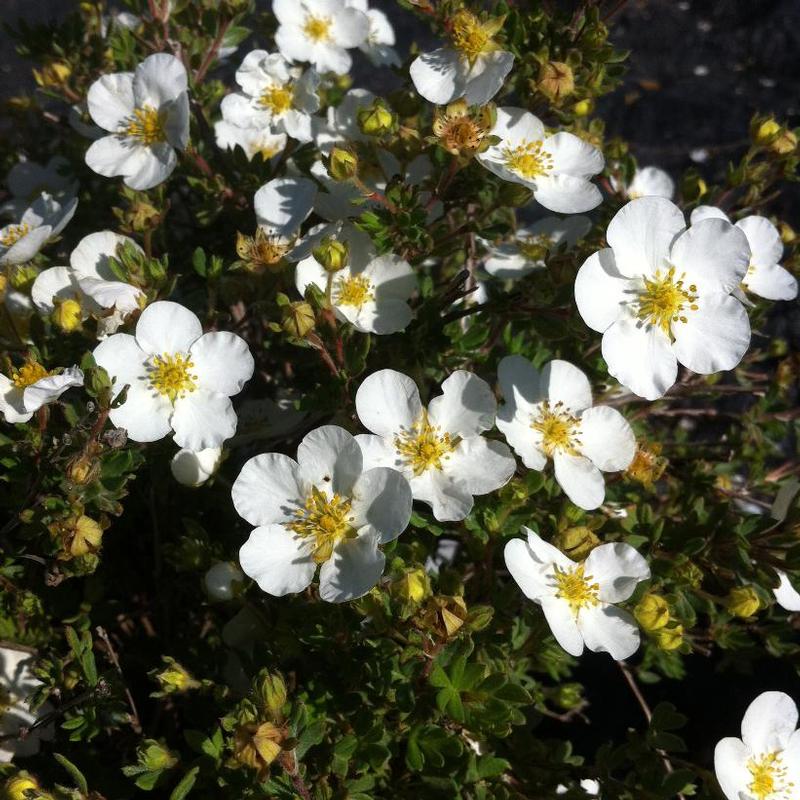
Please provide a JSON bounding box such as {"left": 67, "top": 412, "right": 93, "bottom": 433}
{"left": 96, "top": 626, "right": 142, "bottom": 734}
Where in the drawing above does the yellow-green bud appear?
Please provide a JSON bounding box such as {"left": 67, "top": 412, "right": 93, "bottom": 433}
{"left": 140, "top": 739, "right": 178, "bottom": 772}
{"left": 5, "top": 775, "right": 41, "bottom": 800}
{"left": 537, "top": 61, "right": 575, "bottom": 102}
{"left": 634, "top": 594, "right": 670, "bottom": 632}
{"left": 755, "top": 118, "right": 781, "bottom": 143}
{"left": 358, "top": 100, "right": 396, "bottom": 136}
{"left": 312, "top": 236, "right": 349, "bottom": 272}
{"left": 281, "top": 301, "right": 316, "bottom": 339}
{"left": 10, "top": 265, "right": 37, "bottom": 291}
{"left": 552, "top": 527, "right": 600, "bottom": 561}
{"left": 653, "top": 624, "right": 684, "bottom": 651}
{"left": 256, "top": 671, "right": 287, "bottom": 722}
{"left": 329, "top": 146, "right": 359, "bottom": 181}
{"left": 51, "top": 298, "right": 82, "bottom": 333}
{"left": 554, "top": 683, "right": 584, "bottom": 710}
{"left": 727, "top": 586, "right": 761, "bottom": 618}
{"left": 394, "top": 568, "right": 430, "bottom": 603}
{"left": 572, "top": 98, "right": 594, "bottom": 117}
{"left": 778, "top": 222, "right": 796, "bottom": 244}
{"left": 154, "top": 657, "right": 201, "bottom": 694}
{"left": 33, "top": 61, "right": 71, "bottom": 88}
{"left": 773, "top": 129, "right": 797, "bottom": 155}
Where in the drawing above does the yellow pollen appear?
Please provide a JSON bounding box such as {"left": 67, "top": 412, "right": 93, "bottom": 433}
{"left": 531, "top": 401, "right": 580, "bottom": 456}
{"left": 747, "top": 751, "right": 791, "bottom": 800}
{"left": 122, "top": 105, "right": 165, "bottom": 145}
{"left": 259, "top": 84, "right": 293, "bottom": 116}
{"left": 287, "top": 487, "right": 355, "bottom": 563}
{"left": 450, "top": 10, "right": 491, "bottom": 62}
{"left": 553, "top": 563, "right": 600, "bottom": 615}
{"left": 441, "top": 117, "right": 484, "bottom": 151}
{"left": 502, "top": 140, "right": 553, "bottom": 180}
{"left": 636, "top": 266, "right": 698, "bottom": 335}
{"left": 303, "top": 14, "right": 332, "bottom": 42}
{"left": 394, "top": 412, "right": 458, "bottom": 477}
{"left": 334, "top": 274, "right": 373, "bottom": 308}
{"left": 1, "top": 223, "right": 31, "bottom": 247}
{"left": 11, "top": 361, "right": 50, "bottom": 389}
{"left": 148, "top": 352, "right": 197, "bottom": 403}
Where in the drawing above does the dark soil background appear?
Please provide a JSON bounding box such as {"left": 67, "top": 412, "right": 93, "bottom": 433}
{"left": 2, "top": 0, "right": 799, "bottom": 780}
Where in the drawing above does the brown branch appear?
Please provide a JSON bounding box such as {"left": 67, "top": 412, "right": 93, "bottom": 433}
{"left": 96, "top": 626, "right": 142, "bottom": 734}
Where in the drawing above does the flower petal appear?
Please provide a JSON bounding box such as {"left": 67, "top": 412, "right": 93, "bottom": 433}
{"left": 741, "top": 691, "right": 799, "bottom": 754}
{"left": 232, "top": 453, "right": 306, "bottom": 527}
{"left": 172, "top": 390, "right": 237, "bottom": 450}
{"left": 553, "top": 452, "right": 606, "bottom": 510}
{"left": 296, "top": 425, "right": 363, "bottom": 495}
{"left": 87, "top": 72, "right": 134, "bottom": 131}
{"left": 463, "top": 50, "right": 514, "bottom": 105}
{"left": 133, "top": 53, "right": 188, "bottom": 107}
{"left": 409, "top": 48, "right": 465, "bottom": 105}
{"left": 135, "top": 300, "right": 203, "bottom": 355}
{"left": 773, "top": 568, "right": 800, "bottom": 612}
{"left": 93, "top": 333, "right": 151, "bottom": 398}
{"left": 541, "top": 359, "right": 593, "bottom": 414}
{"left": 585, "top": 542, "right": 650, "bottom": 603}
{"left": 319, "top": 530, "right": 385, "bottom": 603}
{"left": 745, "top": 261, "right": 798, "bottom": 301}
{"left": 577, "top": 406, "right": 636, "bottom": 472}
{"left": 541, "top": 597, "right": 584, "bottom": 656}
{"left": 254, "top": 176, "right": 316, "bottom": 236}
{"left": 543, "top": 132, "right": 604, "bottom": 178}
{"left": 713, "top": 737, "right": 751, "bottom": 800}
{"left": 71, "top": 231, "right": 142, "bottom": 280}
{"left": 444, "top": 437, "right": 516, "bottom": 495}
{"left": 737, "top": 215, "right": 783, "bottom": 267}
{"left": 107, "top": 385, "right": 173, "bottom": 442}
{"left": 574, "top": 248, "right": 631, "bottom": 333}
{"left": 189, "top": 331, "right": 254, "bottom": 396}
{"left": 410, "top": 468, "right": 474, "bottom": 522}
{"left": 532, "top": 174, "right": 602, "bottom": 214}
{"left": 577, "top": 604, "right": 641, "bottom": 660}
{"left": 427, "top": 370, "right": 497, "bottom": 437}
{"left": 355, "top": 368, "right": 423, "bottom": 437}
{"left": 22, "top": 367, "right": 84, "bottom": 413}
{"left": 504, "top": 537, "right": 552, "bottom": 602}
{"left": 689, "top": 205, "right": 729, "bottom": 224}
{"left": 350, "top": 466, "right": 412, "bottom": 543}
{"left": 239, "top": 524, "right": 315, "bottom": 596}
{"left": 31, "top": 267, "right": 81, "bottom": 314}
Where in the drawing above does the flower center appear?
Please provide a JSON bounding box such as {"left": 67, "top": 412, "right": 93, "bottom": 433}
{"left": 450, "top": 10, "right": 491, "bottom": 62}
{"left": 441, "top": 117, "right": 484, "bottom": 151}
{"left": 11, "top": 361, "right": 50, "bottom": 389}
{"left": 236, "top": 230, "right": 290, "bottom": 272}
{"left": 502, "top": 141, "right": 553, "bottom": 180}
{"left": 747, "top": 751, "right": 790, "bottom": 800}
{"left": 1, "top": 223, "right": 31, "bottom": 247}
{"left": 122, "top": 105, "right": 166, "bottom": 145}
{"left": 259, "top": 84, "right": 293, "bottom": 116}
{"left": 394, "top": 413, "right": 458, "bottom": 477}
{"left": 286, "top": 487, "right": 355, "bottom": 563}
{"left": 531, "top": 401, "right": 580, "bottom": 457}
{"left": 148, "top": 353, "right": 197, "bottom": 403}
{"left": 303, "top": 14, "right": 332, "bottom": 42}
{"left": 553, "top": 564, "right": 600, "bottom": 615}
{"left": 635, "top": 267, "right": 698, "bottom": 334}
{"left": 334, "top": 274, "right": 373, "bottom": 308}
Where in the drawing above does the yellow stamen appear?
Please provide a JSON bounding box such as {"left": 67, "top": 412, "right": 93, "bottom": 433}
{"left": 747, "top": 751, "right": 791, "bottom": 800}
{"left": 333, "top": 274, "right": 373, "bottom": 308}
{"left": 635, "top": 266, "right": 698, "bottom": 334}
{"left": 394, "top": 412, "right": 457, "bottom": 477}
{"left": 531, "top": 401, "right": 580, "bottom": 456}
{"left": 122, "top": 105, "right": 165, "bottom": 145}
{"left": 11, "top": 361, "right": 50, "bottom": 389}
{"left": 286, "top": 487, "right": 355, "bottom": 563}
{"left": 553, "top": 563, "right": 600, "bottom": 615}
{"left": 259, "top": 84, "right": 293, "bottom": 116}
{"left": 1, "top": 223, "right": 31, "bottom": 247}
{"left": 502, "top": 140, "right": 553, "bottom": 180}
{"left": 450, "top": 10, "right": 495, "bottom": 63}
{"left": 148, "top": 353, "right": 197, "bottom": 403}
{"left": 303, "top": 14, "right": 332, "bottom": 42}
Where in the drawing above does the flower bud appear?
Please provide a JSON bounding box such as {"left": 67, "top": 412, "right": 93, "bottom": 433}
{"left": 154, "top": 656, "right": 201, "bottom": 694}
{"left": 653, "top": 624, "right": 684, "bottom": 651}
{"left": 357, "top": 100, "right": 396, "bottom": 136}
{"left": 537, "top": 61, "right": 575, "bottom": 102}
{"left": 726, "top": 586, "right": 761, "bottom": 618}
{"left": 281, "top": 301, "right": 316, "bottom": 339}
{"left": 634, "top": 594, "right": 670, "bottom": 632}
{"left": 51, "top": 298, "right": 82, "bottom": 333}
{"left": 204, "top": 561, "right": 244, "bottom": 601}
{"left": 553, "top": 682, "right": 584, "bottom": 710}
{"left": 66, "top": 453, "right": 99, "bottom": 485}
{"left": 328, "top": 146, "right": 359, "bottom": 181}
{"left": 10, "top": 265, "right": 37, "bottom": 291}
{"left": 5, "top": 774, "right": 41, "bottom": 800}
{"left": 778, "top": 222, "right": 796, "bottom": 244}
{"left": 552, "top": 527, "right": 599, "bottom": 561}
{"left": 139, "top": 739, "right": 178, "bottom": 771}
{"left": 755, "top": 118, "right": 781, "bottom": 143}
{"left": 171, "top": 446, "right": 223, "bottom": 487}
{"left": 33, "top": 61, "right": 71, "bottom": 88}
{"left": 256, "top": 671, "right": 288, "bottom": 721}
{"left": 393, "top": 568, "right": 430, "bottom": 603}
{"left": 772, "top": 129, "right": 798, "bottom": 155}
{"left": 572, "top": 98, "right": 594, "bottom": 117}
{"left": 312, "top": 236, "right": 349, "bottom": 272}
{"left": 625, "top": 443, "right": 667, "bottom": 489}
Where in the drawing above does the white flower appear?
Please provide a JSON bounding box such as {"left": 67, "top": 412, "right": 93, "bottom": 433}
{"left": 2, "top": 156, "right": 77, "bottom": 219}
{"left": 31, "top": 231, "right": 144, "bottom": 333}
{"left": 171, "top": 446, "right": 223, "bottom": 486}
{"left": 273, "top": 0, "right": 370, "bottom": 76}
{"left": 0, "top": 193, "right": 77, "bottom": 266}
{"left": 574, "top": 196, "right": 752, "bottom": 400}
{"left": 254, "top": 176, "right": 317, "bottom": 238}
{"left": 774, "top": 569, "right": 800, "bottom": 612}
{"left": 0, "top": 647, "right": 54, "bottom": 762}
{"left": 556, "top": 779, "right": 600, "bottom": 796}
{"left": 313, "top": 88, "right": 375, "bottom": 154}
{"left": 296, "top": 227, "right": 416, "bottom": 334}
{"left": 355, "top": 369, "right": 516, "bottom": 521}
{"left": 714, "top": 691, "right": 800, "bottom": 800}
{"left": 85, "top": 53, "right": 189, "bottom": 190}
{"left": 691, "top": 206, "right": 797, "bottom": 302}
{"left": 215, "top": 121, "right": 288, "bottom": 162}
{"left": 477, "top": 108, "right": 604, "bottom": 213}
{"left": 481, "top": 216, "right": 591, "bottom": 279}
{"left": 233, "top": 425, "right": 412, "bottom": 602}
{"left": 617, "top": 165, "right": 674, "bottom": 200}
{"left": 219, "top": 50, "right": 320, "bottom": 143}
{"left": 409, "top": 9, "right": 513, "bottom": 105}
{"left": 93, "top": 300, "right": 254, "bottom": 449}
{"left": 504, "top": 527, "right": 650, "bottom": 659}
{"left": 0, "top": 362, "right": 83, "bottom": 424}
{"left": 497, "top": 357, "right": 635, "bottom": 510}
{"left": 346, "top": 0, "right": 401, "bottom": 67}
{"left": 204, "top": 561, "right": 244, "bottom": 601}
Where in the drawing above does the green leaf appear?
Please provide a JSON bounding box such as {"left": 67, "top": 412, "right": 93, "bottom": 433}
{"left": 54, "top": 752, "right": 89, "bottom": 793}
{"left": 169, "top": 766, "right": 199, "bottom": 800}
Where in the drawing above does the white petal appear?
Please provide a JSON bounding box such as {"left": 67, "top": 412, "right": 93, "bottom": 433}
{"left": 585, "top": 542, "right": 650, "bottom": 602}
{"left": 171, "top": 390, "right": 237, "bottom": 449}
{"left": 0, "top": 225, "right": 52, "bottom": 265}
{"left": 170, "top": 446, "right": 223, "bottom": 487}
{"left": 672, "top": 294, "right": 750, "bottom": 375}
{"left": 239, "top": 524, "right": 315, "bottom": 596}
{"left": 463, "top": 50, "right": 514, "bottom": 105}
{"left": 553, "top": 452, "right": 605, "bottom": 510}
{"left": 87, "top": 72, "right": 134, "bottom": 131}
{"left": 607, "top": 196, "right": 685, "bottom": 278}
{"left": 410, "top": 468, "right": 474, "bottom": 522}
{"left": 492, "top": 106, "right": 545, "bottom": 142}
{"left": 0, "top": 376, "right": 30, "bottom": 423}
{"left": 444, "top": 437, "right": 516, "bottom": 495}
{"left": 232, "top": 453, "right": 306, "bottom": 526}
{"left": 543, "top": 132, "right": 604, "bottom": 178}
{"left": 741, "top": 691, "right": 799, "bottom": 754}
{"left": 713, "top": 737, "right": 751, "bottom": 800}
{"left": 163, "top": 92, "right": 190, "bottom": 150}
{"left": 427, "top": 370, "right": 496, "bottom": 437}
{"left": 737, "top": 215, "right": 783, "bottom": 267}
{"left": 93, "top": 332, "right": 149, "bottom": 393}
{"left": 349, "top": 297, "right": 412, "bottom": 335}
{"left": 355, "top": 432, "right": 401, "bottom": 472}
{"left": 496, "top": 414, "right": 547, "bottom": 471}
{"left": 523, "top": 525, "right": 574, "bottom": 572}
{"left": 409, "top": 48, "right": 465, "bottom": 104}
{"left": 31, "top": 267, "right": 80, "bottom": 313}
{"left": 254, "top": 176, "right": 316, "bottom": 236}
{"left": 107, "top": 385, "right": 172, "bottom": 442}
{"left": 331, "top": 7, "right": 370, "bottom": 47}
{"left": 602, "top": 317, "right": 678, "bottom": 400}
{"left": 628, "top": 166, "right": 674, "bottom": 200}
{"left": 773, "top": 569, "right": 800, "bottom": 612}
{"left": 71, "top": 230, "right": 142, "bottom": 280}
{"left": 135, "top": 300, "right": 203, "bottom": 355}
{"left": 133, "top": 53, "right": 188, "bottom": 107}
{"left": 22, "top": 367, "right": 84, "bottom": 413}
{"left": 577, "top": 406, "right": 635, "bottom": 472}
{"left": 541, "top": 359, "right": 593, "bottom": 414}
{"left": 497, "top": 354, "right": 544, "bottom": 415}
{"left": 122, "top": 143, "right": 177, "bottom": 190}
{"left": 296, "top": 425, "right": 362, "bottom": 494}
{"left": 504, "top": 537, "right": 551, "bottom": 601}
{"left": 350, "top": 467, "right": 412, "bottom": 543}
{"left": 483, "top": 243, "right": 537, "bottom": 279}
{"left": 745, "top": 261, "right": 798, "bottom": 301}
{"left": 355, "top": 369, "right": 423, "bottom": 437}
{"left": 77, "top": 277, "right": 142, "bottom": 314}
{"left": 85, "top": 136, "right": 147, "bottom": 181}
{"left": 533, "top": 174, "right": 602, "bottom": 214}
{"left": 368, "top": 254, "right": 417, "bottom": 299}
{"left": 309, "top": 43, "right": 353, "bottom": 76}
{"left": 690, "top": 205, "right": 729, "bottom": 224}
{"left": 542, "top": 598, "right": 585, "bottom": 656}
{"left": 670, "top": 218, "right": 750, "bottom": 294}
{"left": 578, "top": 604, "right": 641, "bottom": 660}
{"left": 574, "top": 248, "right": 631, "bottom": 333}
{"left": 189, "top": 331, "right": 254, "bottom": 396}
{"left": 319, "top": 530, "right": 385, "bottom": 603}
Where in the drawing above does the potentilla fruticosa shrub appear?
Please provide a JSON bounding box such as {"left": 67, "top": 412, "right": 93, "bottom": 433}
{"left": 0, "top": 0, "right": 799, "bottom": 798}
